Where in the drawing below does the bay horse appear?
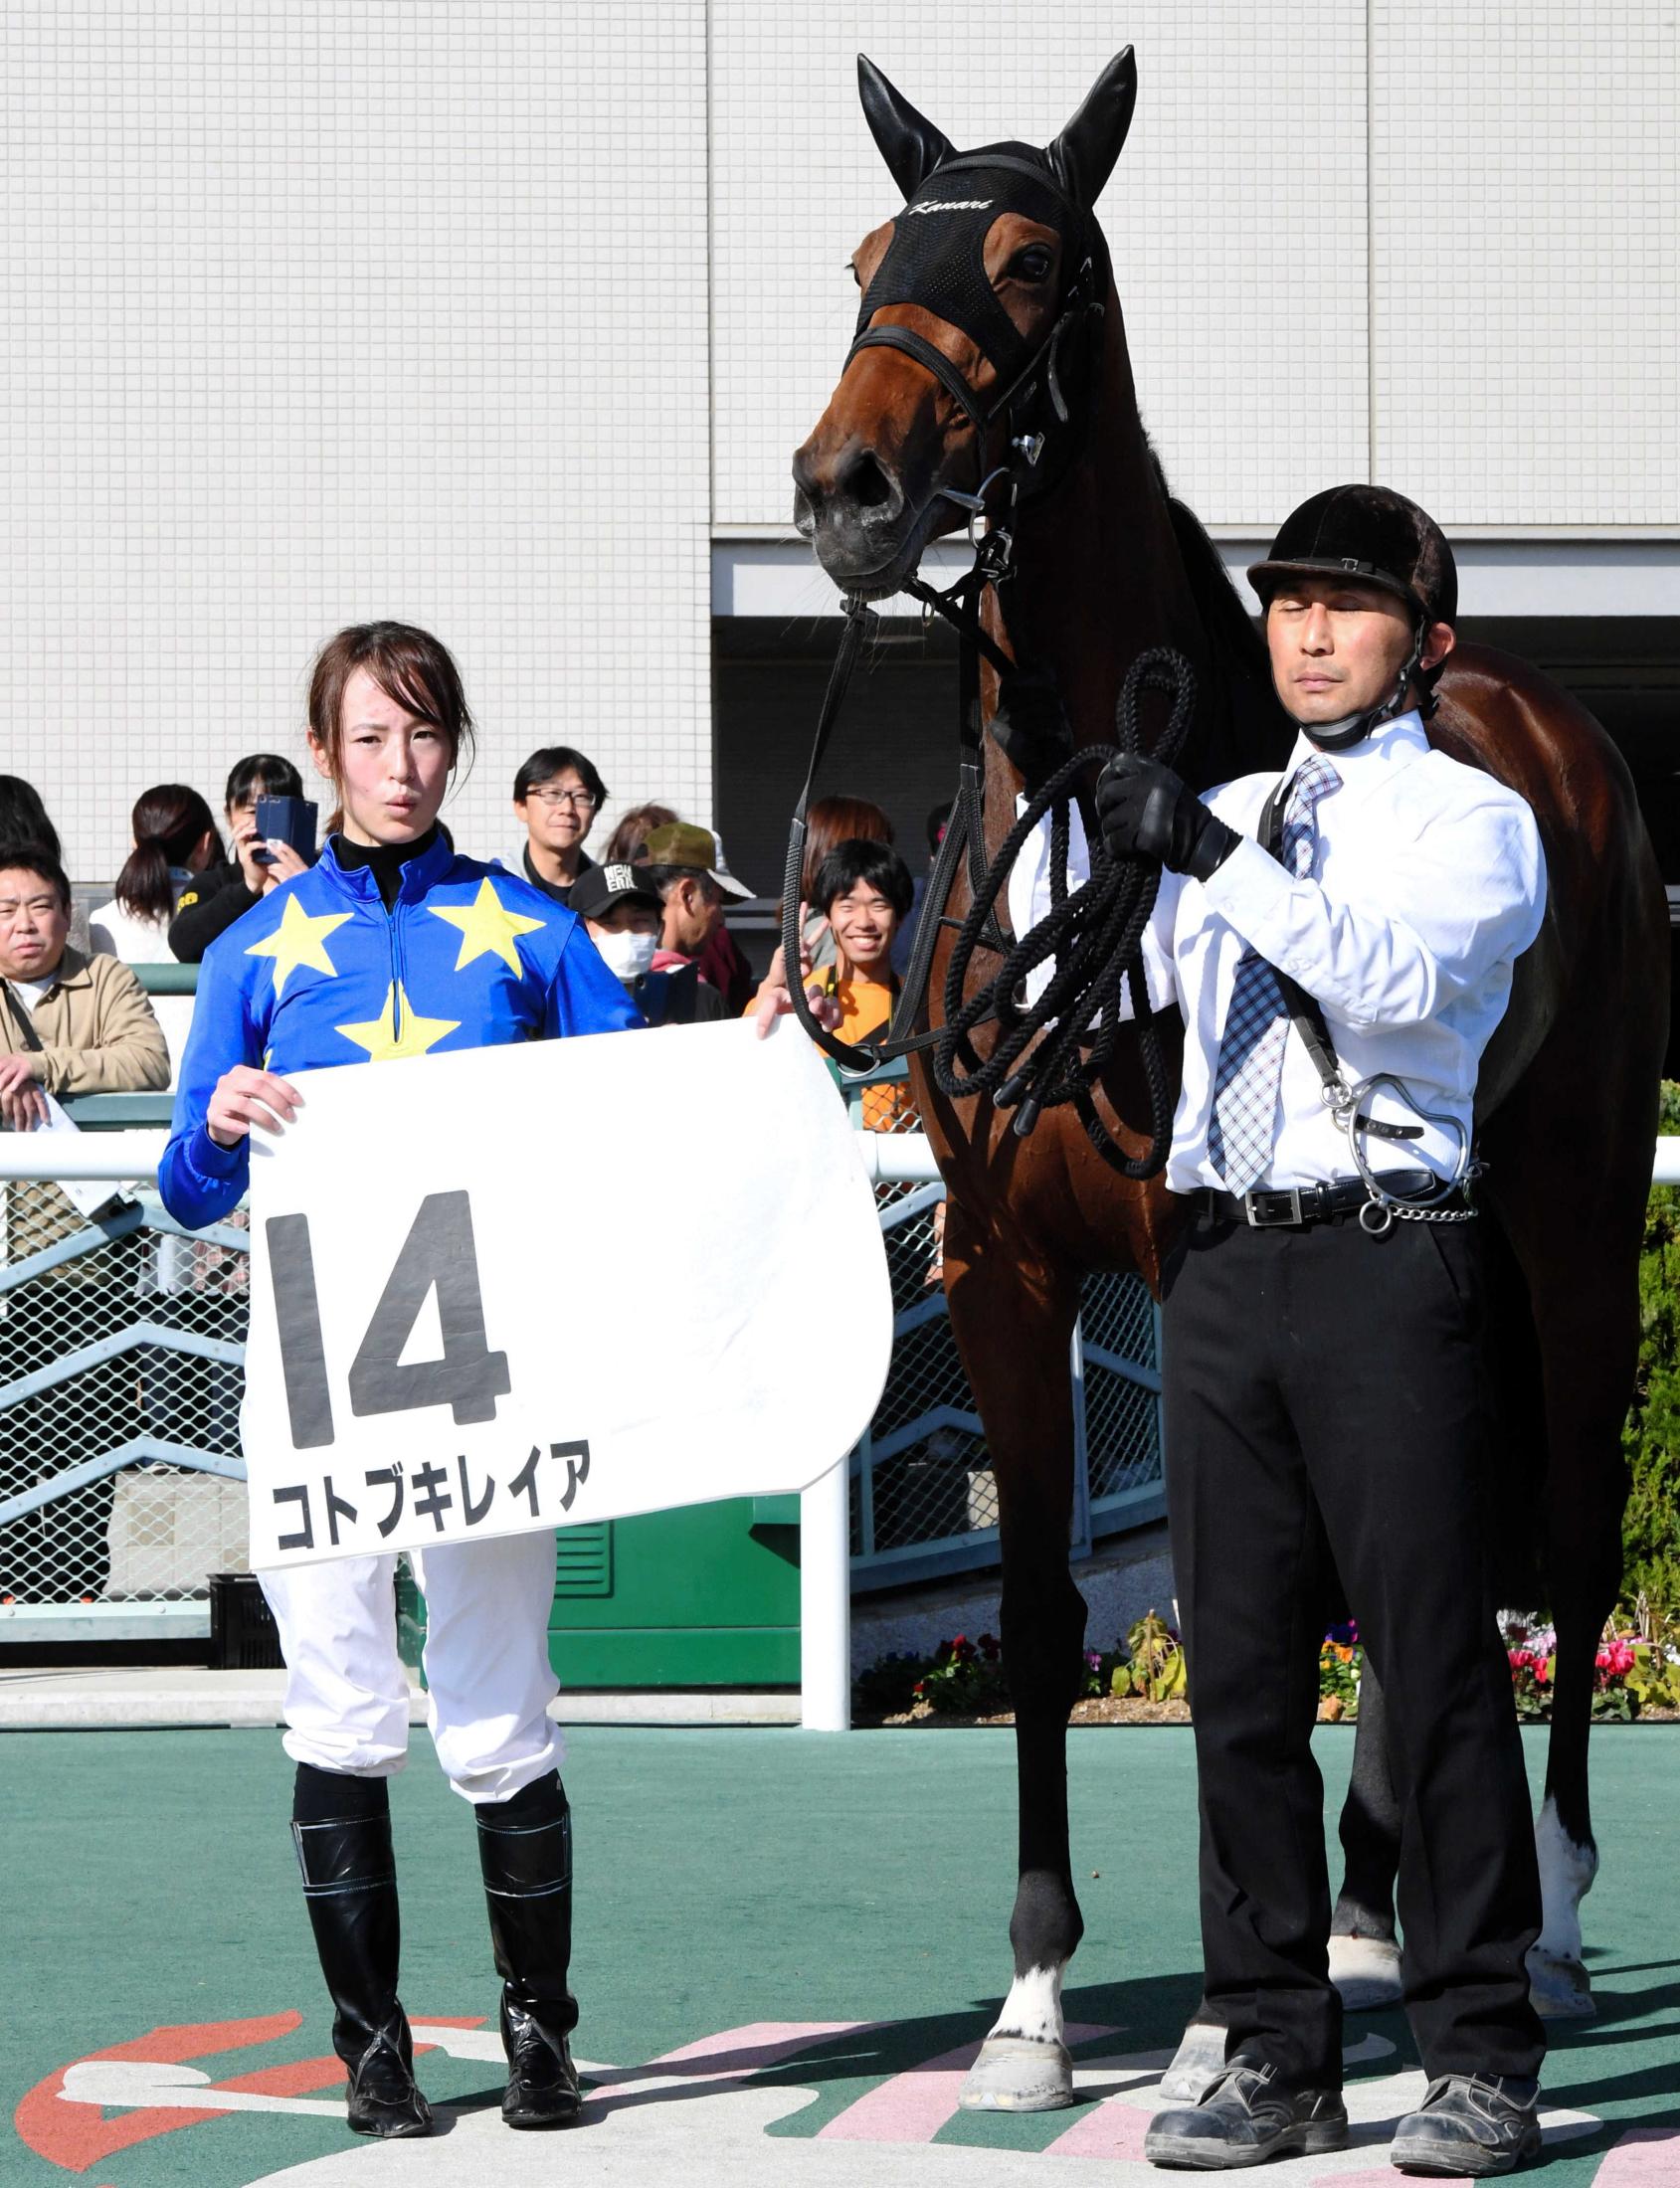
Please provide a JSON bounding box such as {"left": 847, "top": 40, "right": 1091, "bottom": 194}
{"left": 791, "top": 49, "right": 1668, "bottom": 2108}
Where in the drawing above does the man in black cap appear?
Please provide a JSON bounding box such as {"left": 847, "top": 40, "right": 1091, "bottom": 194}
{"left": 1092, "top": 486, "right": 1549, "bottom": 2176}
{"left": 570, "top": 861, "right": 726, "bottom": 1026}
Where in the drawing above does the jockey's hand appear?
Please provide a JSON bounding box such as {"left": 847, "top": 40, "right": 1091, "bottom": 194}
{"left": 206, "top": 1065, "right": 303, "bottom": 1148}
{"left": 753, "top": 930, "right": 843, "bottom": 1040}
{"left": 989, "top": 669, "right": 1073, "bottom": 794}
{"left": 1095, "top": 752, "right": 1237, "bottom": 882}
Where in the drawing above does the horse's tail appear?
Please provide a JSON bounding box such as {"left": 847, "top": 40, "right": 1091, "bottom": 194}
{"left": 1480, "top": 1205, "right": 1551, "bottom": 1609}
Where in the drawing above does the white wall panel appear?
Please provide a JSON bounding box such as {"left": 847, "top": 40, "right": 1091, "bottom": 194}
{"left": 710, "top": 2, "right": 1369, "bottom": 537}
{"left": 1372, "top": 4, "right": 1680, "bottom": 526}
{"left": 2, "top": 2, "right": 711, "bottom": 883}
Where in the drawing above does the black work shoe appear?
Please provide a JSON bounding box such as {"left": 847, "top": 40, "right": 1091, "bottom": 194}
{"left": 500, "top": 1999, "right": 582, "bottom": 2129}
{"left": 1145, "top": 2058, "right": 1349, "bottom": 2169}
{"left": 344, "top": 2020, "right": 435, "bottom": 2139}
{"left": 1390, "top": 2075, "right": 1543, "bottom": 2176}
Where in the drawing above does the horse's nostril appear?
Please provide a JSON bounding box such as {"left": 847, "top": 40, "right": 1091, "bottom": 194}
{"left": 838, "top": 448, "right": 899, "bottom": 513}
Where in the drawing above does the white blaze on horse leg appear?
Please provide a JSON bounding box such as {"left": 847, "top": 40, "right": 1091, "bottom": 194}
{"left": 992, "top": 1961, "right": 1066, "bottom": 2046}
{"left": 1327, "top": 1931, "right": 1404, "bottom": 2010}
{"left": 957, "top": 1963, "right": 1074, "bottom": 2112}
{"left": 1527, "top": 1794, "right": 1599, "bottom": 2018}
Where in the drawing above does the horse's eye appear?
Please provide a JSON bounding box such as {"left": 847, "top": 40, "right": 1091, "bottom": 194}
{"left": 846, "top": 259, "right": 861, "bottom": 288}
{"left": 1011, "top": 245, "right": 1053, "bottom": 282}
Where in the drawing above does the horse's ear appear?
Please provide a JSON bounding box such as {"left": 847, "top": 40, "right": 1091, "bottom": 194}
{"left": 1045, "top": 47, "right": 1137, "bottom": 207}
{"left": 857, "top": 55, "right": 955, "bottom": 200}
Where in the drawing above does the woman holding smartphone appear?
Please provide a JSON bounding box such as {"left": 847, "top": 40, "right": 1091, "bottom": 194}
{"left": 160, "top": 623, "right": 639, "bottom": 2142}
{"left": 169, "top": 753, "right": 314, "bottom": 962}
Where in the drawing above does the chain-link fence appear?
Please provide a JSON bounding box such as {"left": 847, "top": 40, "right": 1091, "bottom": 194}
{"left": 0, "top": 1165, "right": 250, "bottom": 1628}
{"left": 839, "top": 1061, "right": 1164, "bottom": 1591}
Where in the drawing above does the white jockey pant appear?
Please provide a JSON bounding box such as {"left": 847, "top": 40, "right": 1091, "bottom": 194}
{"left": 258, "top": 1529, "right": 563, "bottom": 1804}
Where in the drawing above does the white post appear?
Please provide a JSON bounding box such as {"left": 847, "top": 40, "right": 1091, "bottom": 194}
{"left": 800, "top": 1460, "right": 850, "bottom": 1731}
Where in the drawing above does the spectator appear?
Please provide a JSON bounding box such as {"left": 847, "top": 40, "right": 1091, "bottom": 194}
{"left": 799, "top": 795, "right": 893, "bottom": 972}
{"left": 0, "top": 843, "right": 172, "bottom": 1602}
{"left": 604, "top": 802, "right": 754, "bottom": 1011}
{"left": 748, "top": 838, "right": 915, "bottom": 1131}
{"left": 636, "top": 822, "right": 756, "bottom": 991}
{"left": 571, "top": 862, "right": 724, "bottom": 1025}
{"left": 602, "top": 802, "right": 676, "bottom": 865}
{"left": 0, "top": 775, "right": 91, "bottom": 953}
{"left": 91, "top": 785, "right": 223, "bottom": 962}
{"left": 891, "top": 799, "right": 954, "bottom": 978}
{"left": 513, "top": 746, "right": 605, "bottom": 906}
{"left": 0, "top": 843, "right": 169, "bottom": 1118}
{"left": 749, "top": 836, "right": 911, "bottom": 1042}
{"left": 169, "top": 754, "right": 312, "bottom": 963}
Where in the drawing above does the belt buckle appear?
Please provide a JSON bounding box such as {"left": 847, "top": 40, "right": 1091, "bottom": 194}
{"left": 1244, "top": 1186, "right": 1303, "bottom": 1228}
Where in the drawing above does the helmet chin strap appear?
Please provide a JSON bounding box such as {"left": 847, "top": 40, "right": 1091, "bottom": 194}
{"left": 1294, "top": 621, "right": 1426, "bottom": 754}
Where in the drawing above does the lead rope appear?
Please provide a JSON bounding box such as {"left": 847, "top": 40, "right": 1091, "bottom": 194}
{"left": 930, "top": 645, "right": 1195, "bottom": 1178}
{"left": 776, "top": 584, "right": 1196, "bottom": 1178}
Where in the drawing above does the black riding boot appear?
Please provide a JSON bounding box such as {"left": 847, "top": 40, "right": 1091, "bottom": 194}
{"left": 476, "top": 1769, "right": 580, "bottom": 2129}
{"left": 291, "top": 1779, "right": 433, "bottom": 2140}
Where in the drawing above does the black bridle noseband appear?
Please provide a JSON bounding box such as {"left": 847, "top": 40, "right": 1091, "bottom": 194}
{"left": 781, "top": 151, "right": 1193, "bottom": 1180}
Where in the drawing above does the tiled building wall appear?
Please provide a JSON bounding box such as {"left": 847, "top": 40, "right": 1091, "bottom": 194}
{"left": 5, "top": 8, "right": 1673, "bottom": 880}
{"left": 710, "top": 1, "right": 1370, "bottom": 537}
{"left": 4, "top": 2, "right": 711, "bottom": 884}
{"left": 1371, "top": 2, "right": 1679, "bottom": 526}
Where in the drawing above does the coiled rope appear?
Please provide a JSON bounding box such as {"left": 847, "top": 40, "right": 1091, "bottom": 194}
{"left": 931, "top": 644, "right": 1196, "bottom": 1178}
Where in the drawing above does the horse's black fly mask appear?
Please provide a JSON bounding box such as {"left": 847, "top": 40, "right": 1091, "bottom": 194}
{"left": 846, "top": 147, "right": 1106, "bottom": 502}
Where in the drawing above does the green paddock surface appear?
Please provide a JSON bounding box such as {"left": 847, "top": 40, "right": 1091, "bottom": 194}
{"left": 2, "top": 1726, "right": 1674, "bottom": 2186}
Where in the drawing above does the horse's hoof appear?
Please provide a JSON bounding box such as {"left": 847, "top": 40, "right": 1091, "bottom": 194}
{"left": 1528, "top": 1946, "right": 1594, "bottom": 2019}
{"left": 1328, "top": 1931, "right": 1403, "bottom": 2010}
{"left": 1158, "top": 2020, "right": 1228, "bottom": 2101}
{"left": 956, "top": 2036, "right": 1073, "bottom": 2111}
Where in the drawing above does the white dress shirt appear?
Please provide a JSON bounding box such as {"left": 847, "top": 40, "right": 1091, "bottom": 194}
{"left": 1006, "top": 711, "right": 1547, "bottom": 1193}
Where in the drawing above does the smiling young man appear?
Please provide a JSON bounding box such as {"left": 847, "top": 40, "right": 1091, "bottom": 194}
{"left": 1093, "top": 486, "right": 1550, "bottom": 2177}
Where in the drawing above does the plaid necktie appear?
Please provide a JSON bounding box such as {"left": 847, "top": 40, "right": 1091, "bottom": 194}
{"left": 1207, "top": 755, "right": 1342, "bottom": 1193}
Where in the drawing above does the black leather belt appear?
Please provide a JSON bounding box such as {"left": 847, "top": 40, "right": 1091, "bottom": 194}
{"left": 1182, "top": 1170, "right": 1466, "bottom": 1229}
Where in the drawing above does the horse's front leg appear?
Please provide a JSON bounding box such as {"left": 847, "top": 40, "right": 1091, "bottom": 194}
{"left": 940, "top": 1200, "right": 1087, "bottom": 2113}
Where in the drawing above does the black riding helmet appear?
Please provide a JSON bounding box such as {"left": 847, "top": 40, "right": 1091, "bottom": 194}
{"left": 1248, "top": 484, "right": 1458, "bottom": 744}
{"left": 1248, "top": 483, "right": 1457, "bottom": 627}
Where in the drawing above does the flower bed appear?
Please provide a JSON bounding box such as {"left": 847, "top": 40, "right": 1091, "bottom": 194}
{"left": 855, "top": 1608, "right": 1680, "bottom": 1727}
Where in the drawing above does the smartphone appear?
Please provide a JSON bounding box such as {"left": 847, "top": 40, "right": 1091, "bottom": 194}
{"left": 253, "top": 796, "right": 318, "bottom": 867}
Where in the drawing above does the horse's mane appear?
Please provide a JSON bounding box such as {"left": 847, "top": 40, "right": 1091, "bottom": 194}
{"left": 1144, "top": 447, "right": 1293, "bottom": 787}
{"left": 1172, "top": 517, "right": 1292, "bottom": 784}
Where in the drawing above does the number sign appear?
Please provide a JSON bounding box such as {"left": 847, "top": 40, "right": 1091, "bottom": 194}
{"left": 241, "top": 1020, "right": 892, "bottom": 1566}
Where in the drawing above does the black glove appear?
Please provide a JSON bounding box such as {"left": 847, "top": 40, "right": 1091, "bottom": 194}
{"left": 1095, "top": 752, "right": 1238, "bottom": 882}
{"left": 988, "top": 670, "right": 1073, "bottom": 794}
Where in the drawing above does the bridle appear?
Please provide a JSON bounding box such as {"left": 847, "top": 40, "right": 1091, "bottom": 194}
{"left": 780, "top": 152, "right": 1193, "bottom": 1180}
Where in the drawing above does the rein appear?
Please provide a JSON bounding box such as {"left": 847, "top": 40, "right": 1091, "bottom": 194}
{"left": 777, "top": 548, "right": 1197, "bottom": 1179}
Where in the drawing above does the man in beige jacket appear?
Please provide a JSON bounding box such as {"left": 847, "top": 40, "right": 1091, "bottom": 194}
{"left": 0, "top": 839, "right": 168, "bottom": 1602}
{"left": 0, "top": 843, "right": 169, "bottom": 1119}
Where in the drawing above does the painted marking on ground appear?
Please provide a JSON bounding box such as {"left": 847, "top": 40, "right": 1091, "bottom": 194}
{"left": 819, "top": 2023, "right": 1113, "bottom": 2142}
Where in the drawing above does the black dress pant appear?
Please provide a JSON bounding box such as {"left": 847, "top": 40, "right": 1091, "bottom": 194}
{"left": 1162, "top": 1208, "right": 1544, "bottom": 2091}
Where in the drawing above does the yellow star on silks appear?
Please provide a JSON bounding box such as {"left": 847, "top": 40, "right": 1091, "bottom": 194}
{"left": 245, "top": 896, "right": 352, "bottom": 1000}
{"left": 430, "top": 879, "right": 545, "bottom": 974}
{"left": 334, "top": 983, "right": 461, "bottom": 1063}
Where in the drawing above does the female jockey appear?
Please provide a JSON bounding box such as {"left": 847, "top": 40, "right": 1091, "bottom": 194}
{"left": 159, "top": 622, "right": 639, "bottom": 2141}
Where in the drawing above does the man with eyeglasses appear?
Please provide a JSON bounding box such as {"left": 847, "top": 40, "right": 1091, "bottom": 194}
{"left": 512, "top": 747, "right": 607, "bottom": 908}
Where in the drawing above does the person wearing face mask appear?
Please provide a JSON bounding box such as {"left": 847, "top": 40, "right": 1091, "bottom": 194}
{"left": 1083, "top": 487, "right": 1549, "bottom": 2177}
{"left": 571, "top": 862, "right": 721, "bottom": 1025}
